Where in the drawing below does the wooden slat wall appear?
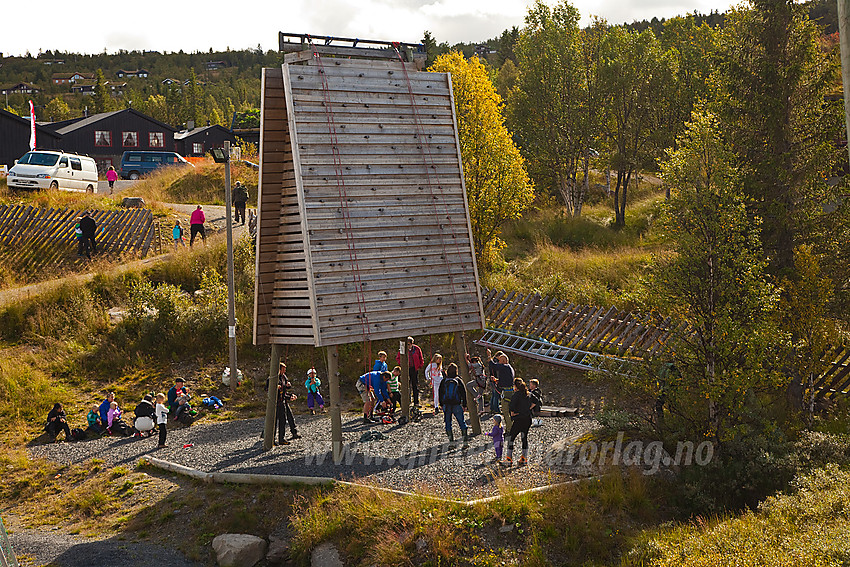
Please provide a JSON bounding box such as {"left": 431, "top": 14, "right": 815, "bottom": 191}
{"left": 0, "top": 206, "right": 159, "bottom": 277}
{"left": 253, "top": 67, "right": 314, "bottom": 345}
{"left": 255, "top": 58, "right": 485, "bottom": 347}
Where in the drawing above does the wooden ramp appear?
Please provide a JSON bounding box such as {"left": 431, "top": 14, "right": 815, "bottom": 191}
{"left": 0, "top": 205, "right": 161, "bottom": 279}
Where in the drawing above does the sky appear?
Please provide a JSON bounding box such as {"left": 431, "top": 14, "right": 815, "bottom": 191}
{"left": 1, "top": 0, "right": 736, "bottom": 57}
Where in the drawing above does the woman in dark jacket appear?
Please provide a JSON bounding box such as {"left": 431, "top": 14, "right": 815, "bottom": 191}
{"left": 506, "top": 378, "right": 533, "bottom": 465}
{"left": 45, "top": 403, "right": 71, "bottom": 441}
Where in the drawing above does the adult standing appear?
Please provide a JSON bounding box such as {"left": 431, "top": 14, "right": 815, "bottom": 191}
{"left": 438, "top": 363, "right": 468, "bottom": 444}
{"left": 276, "top": 362, "right": 300, "bottom": 445}
{"left": 233, "top": 181, "right": 248, "bottom": 224}
{"left": 106, "top": 166, "right": 118, "bottom": 194}
{"left": 397, "top": 336, "right": 425, "bottom": 408}
{"left": 79, "top": 211, "right": 97, "bottom": 256}
{"left": 506, "top": 378, "right": 533, "bottom": 465}
{"left": 488, "top": 348, "right": 515, "bottom": 434}
{"left": 356, "top": 370, "right": 391, "bottom": 423}
{"left": 425, "top": 353, "right": 444, "bottom": 414}
{"left": 189, "top": 205, "right": 206, "bottom": 247}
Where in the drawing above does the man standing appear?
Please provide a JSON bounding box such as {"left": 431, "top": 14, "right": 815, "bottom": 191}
{"left": 79, "top": 211, "right": 97, "bottom": 257}
{"left": 397, "top": 336, "right": 425, "bottom": 408}
{"left": 488, "top": 348, "right": 516, "bottom": 434}
{"left": 276, "top": 362, "right": 300, "bottom": 445}
{"left": 439, "top": 363, "right": 468, "bottom": 444}
{"left": 189, "top": 205, "right": 206, "bottom": 247}
{"left": 233, "top": 181, "right": 248, "bottom": 225}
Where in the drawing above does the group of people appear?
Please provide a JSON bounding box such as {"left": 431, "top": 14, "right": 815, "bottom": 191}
{"left": 352, "top": 337, "right": 545, "bottom": 464}
{"left": 171, "top": 181, "right": 250, "bottom": 250}
{"left": 73, "top": 211, "right": 97, "bottom": 259}
{"left": 44, "top": 378, "right": 199, "bottom": 448}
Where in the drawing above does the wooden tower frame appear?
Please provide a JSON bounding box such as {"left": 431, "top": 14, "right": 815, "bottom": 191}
{"left": 254, "top": 39, "right": 484, "bottom": 459}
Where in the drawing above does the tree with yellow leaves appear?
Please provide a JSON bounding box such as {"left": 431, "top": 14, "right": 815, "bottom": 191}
{"left": 429, "top": 52, "right": 534, "bottom": 268}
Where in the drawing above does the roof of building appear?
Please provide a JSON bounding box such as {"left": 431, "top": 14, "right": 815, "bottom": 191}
{"left": 174, "top": 124, "right": 233, "bottom": 140}
{"left": 0, "top": 108, "right": 63, "bottom": 139}
{"left": 55, "top": 108, "right": 177, "bottom": 135}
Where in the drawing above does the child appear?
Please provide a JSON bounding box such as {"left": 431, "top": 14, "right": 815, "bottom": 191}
{"left": 86, "top": 403, "right": 103, "bottom": 435}
{"left": 106, "top": 165, "right": 118, "bottom": 194}
{"left": 107, "top": 401, "right": 122, "bottom": 429}
{"left": 529, "top": 379, "right": 543, "bottom": 426}
{"left": 172, "top": 220, "right": 185, "bottom": 250}
{"left": 74, "top": 218, "right": 86, "bottom": 258}
{"left": 155, "top": 393, "right": 168, "bottom": 448}
{"left": 304, "top": 368, "right": 325, "bottom": 415}
{"left": 485, "top": 414, "right": 504, "bottom": 462}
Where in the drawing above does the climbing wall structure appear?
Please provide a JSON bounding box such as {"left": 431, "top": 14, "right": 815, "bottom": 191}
{"left": 253, "top": 46, "right": 484, "bottom": 347}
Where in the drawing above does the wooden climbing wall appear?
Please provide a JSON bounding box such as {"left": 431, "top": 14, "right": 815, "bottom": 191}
{"left": 254, "top": 53, "right": 484, "bottom": 347}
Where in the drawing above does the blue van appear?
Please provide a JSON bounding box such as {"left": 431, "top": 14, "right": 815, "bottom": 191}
{"left": 119, "top": 151, "right": 193, "bottom": 180}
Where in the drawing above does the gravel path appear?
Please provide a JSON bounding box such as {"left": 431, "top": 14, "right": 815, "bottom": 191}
{"left": 29, "top": 411, "right": 597, "bottom": 499}
{"left": 7, "top": 523, "right": 202, "bottom": 567}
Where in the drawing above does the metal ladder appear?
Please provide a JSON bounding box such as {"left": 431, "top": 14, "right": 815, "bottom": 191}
{"left": 475, "top": 328, "right": 636, "bottom": 375}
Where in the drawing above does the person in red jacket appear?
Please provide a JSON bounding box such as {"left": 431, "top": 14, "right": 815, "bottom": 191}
{"left": 397, "top": 336, "right": 425, "bottom": 408}
{"left": 189, "top": 205, "right": 206, "bottom": 247}
{"left": 106, "top": 166, "right": 118, "bottom": 194}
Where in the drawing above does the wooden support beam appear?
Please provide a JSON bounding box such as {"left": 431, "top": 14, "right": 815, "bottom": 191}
{"left": 456, "top": 331, "right": 480, "bottom": 436}
{"left": 327, "top": 344, "right": 343, "bottom": 463}
{"left": 263, "top": 344, "right": 281, "bottom": 451}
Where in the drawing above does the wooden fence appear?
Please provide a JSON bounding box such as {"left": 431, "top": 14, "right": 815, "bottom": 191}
{"left": 0, "top": 205, "right": 161, "bottom": 277}
{"left": 482, "top": 287, "right": 682, "bottom": 360}
{"left": 481, "top": 287, "right": 850, "bottom": 397}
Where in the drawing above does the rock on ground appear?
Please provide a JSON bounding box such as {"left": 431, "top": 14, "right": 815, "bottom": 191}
{"left": 311, "top": 542, "right": 343, "bottom": 567}
{"left": 212, "top": 534, "right": 267, "bottom": 567}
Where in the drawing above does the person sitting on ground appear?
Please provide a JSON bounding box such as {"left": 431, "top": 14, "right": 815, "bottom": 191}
{"left": 439, "top": 363, "right": 468, "bottom": 444}
{"left": 356, "top": 370, "right": 390, "bottom": 424}
{"left": 304, "top": 368, "right": 325, "bottom": 415}
{"left": 86, "top": 403, "right": 104, "bottom": 436}
{"left": 45, "top": 403, "right": 71, "bottom": 441}
{"left": 167, "top": 378, "right": 190, "bottom": 414}
{"left": 107, "top": 401, "right": 132, "bottom": 436}
{"left": 465, "top": 354, "right": 488, "bottom": 416}
{"left": 373, "top": 351, "right": 388, "bottom": 373}
{"left": 529, "top": 378, "right": 544, "bottom": 426}
{"left": 133, "top": 394, "right": 156, "bottom": 437}
{"left": 98, "top": 392, "right": 115, "bottom": 428}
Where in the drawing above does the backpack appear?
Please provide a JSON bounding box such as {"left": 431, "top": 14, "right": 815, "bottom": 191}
{"left": 442, "top": 378, "right": 461, "bottom": 406}
{"left": 70, "top": 427, "right": 87, "bottom": 441}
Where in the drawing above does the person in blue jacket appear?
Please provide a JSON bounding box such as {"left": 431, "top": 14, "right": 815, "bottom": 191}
{"left": 373, "top": 351, "right": 388, "bottom": 373}
{"left": 99, "top": 392, "right": 115, "bottom": 429}
{"left": 356, "top": 370, "right": 390, "bottom": 423}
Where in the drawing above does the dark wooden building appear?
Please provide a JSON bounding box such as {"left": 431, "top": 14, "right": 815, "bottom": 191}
{"left": 0, "top": 108, "right": 62, "bottom": 168}
{"left": 53, "top": 108, "right": 177, "bottom": 170}
{"left": 174, "top": 124, "right": 236, "bottom": 157}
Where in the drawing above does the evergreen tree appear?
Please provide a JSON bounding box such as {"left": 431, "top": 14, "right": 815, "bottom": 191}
{"left": 92, "top": 69, "right": 112, "bottom": 114}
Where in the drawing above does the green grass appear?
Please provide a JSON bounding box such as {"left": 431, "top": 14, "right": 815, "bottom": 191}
{"left": 624, "top": 465, "right": 850, "bottom": 566}
{"left": 128, "top": 159, "right": 258, "bottom": 206}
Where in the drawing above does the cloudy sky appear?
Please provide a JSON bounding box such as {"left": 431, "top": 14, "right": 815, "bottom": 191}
{"left": 2, "top": 0, "right": 736, "bottom": 56}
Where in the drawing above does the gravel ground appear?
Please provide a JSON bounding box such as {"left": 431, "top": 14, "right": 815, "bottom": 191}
{"left": 7, "top": 523, "right": 202, "bottom": 567}
{"left": 29, "top": 411, "right": 597, "bottom": 499}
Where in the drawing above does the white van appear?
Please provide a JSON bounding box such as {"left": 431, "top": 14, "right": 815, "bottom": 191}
{"left": 7, "top": 150, "right": 99, "bottom": 192}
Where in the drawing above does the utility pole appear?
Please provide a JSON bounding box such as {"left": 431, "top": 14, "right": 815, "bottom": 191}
{"left": 839, "top": 0, "right": 850, "bottom": 165}
{"left": 223, "top": 141, "right": 238, "bottom": 394}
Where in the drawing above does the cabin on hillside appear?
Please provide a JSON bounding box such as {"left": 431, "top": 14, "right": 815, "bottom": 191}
{"left": 0, "top": 108, "right": 62, "bottom": 168}
{"left": 174, "top": 124, "right": 237, "bottom": 157}
{"left": 51, "top": 108, "right": 177, "bottom": 170}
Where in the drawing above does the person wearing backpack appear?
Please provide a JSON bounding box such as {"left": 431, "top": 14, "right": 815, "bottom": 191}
{"left": 438, "top": 363, "right": 468, "bottom": 444}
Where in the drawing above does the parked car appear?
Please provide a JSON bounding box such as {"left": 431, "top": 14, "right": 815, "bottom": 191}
{"left": 120, "top": 151, "right": 193, "bottom": 180}
{"left": 6, "top": 150, "right": 99, "bottom": 192}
